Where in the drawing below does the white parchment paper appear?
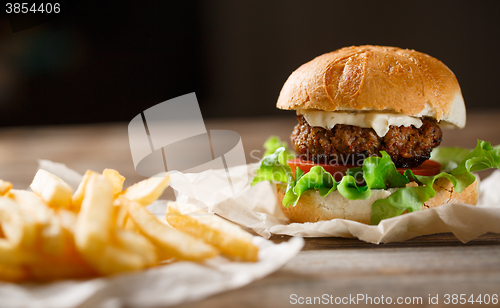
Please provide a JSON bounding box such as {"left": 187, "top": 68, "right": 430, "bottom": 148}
{"left": 170, "top": 163, "right": 500, "bottom": 244}
{"left": 0, "top": 161, "right": 304, "bottom": 308}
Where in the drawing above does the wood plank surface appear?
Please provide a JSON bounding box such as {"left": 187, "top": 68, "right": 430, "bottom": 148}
{"left": 1, "top": 111, "right": 500, "bottom": 307}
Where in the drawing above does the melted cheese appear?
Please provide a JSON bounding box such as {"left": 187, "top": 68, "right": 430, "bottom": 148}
{"left": 297, "top": 109, "right": 423, "bottom": 137}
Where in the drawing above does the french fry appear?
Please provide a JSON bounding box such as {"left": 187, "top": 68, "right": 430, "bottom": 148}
{"left": 72, "top": 170, "right": 98, "bottom": 211}
{"left": 9, "top": 190, "right": 69, "bottom": 255}
{"left": 28, "top": 262, "right": 96, "bottom": 281}
{"left": 30, "top": 169, "right": 73, "bottom": 209}
{"left": 9, "top": 190, "right": 50, "bottom": 226}
{"left": 57, "top": 209, "right": 81, "bottom": 257}
{"left": 74, "top": 173, "right": 114, "bottom": 250}
{"left": 0, "top": 264, "right": 29, "bottom": 282}
{"left": 58, "top": 208, "right": 77, "bottom": 236}
{"left": 74, "top": 173, "right": 145, "bottom": 275}
{"left": 57, "top": 209, "right": 98, "bottom": 264}
{"left": 122, "top": 174, "right": 170, "bottom": 206}
{"left": 99, "top": 245, "right": 145, "bottom": 274}
{"left": 27, "top": 250, "right": 97, "bottom": 281}
{"left": 39, "top": 212, "right": 67, "bottom": 256}
{"left": 74, "top": 173, "right": 113, "bottom": 270}
{"left": 0, "top": 239, "right": 35, "bottom": 265}
{"left": 0, "top": 196, "right": 37, "bottom": 248}
{"left": 113, "top": 204, "right": 128, "bottom": 229}
{"left": 103, "top": 169, "right": 125, "bottom": 195}
{"left": 167, "top": 202, "right": 259, "bottom": 262}
{"left": 123, "top": 216, "right": 141, "bottom": 233}
{"left": 125, "top": 198, "right": 219, "bottom": 261}
{"left": 114, "top": 229, "right": 158, "bottom": 266}
{"left": 0, "top": 180, "right": 12, "bottom": 196}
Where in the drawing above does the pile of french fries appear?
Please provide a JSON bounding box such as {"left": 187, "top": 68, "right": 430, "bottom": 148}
{"left": 0, "top": 168, "right": 258, "bottom": 282}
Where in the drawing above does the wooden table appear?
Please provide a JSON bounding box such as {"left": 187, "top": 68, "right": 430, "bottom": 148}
{"left": 1, "top": 112, "right": 500, "bottom": 307}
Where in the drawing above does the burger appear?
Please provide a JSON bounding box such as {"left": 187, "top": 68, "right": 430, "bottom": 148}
{"left": 252, "top": 45, "right": 500, "bottom": 225}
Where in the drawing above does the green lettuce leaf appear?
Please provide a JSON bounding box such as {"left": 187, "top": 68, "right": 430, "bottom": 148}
{"left": 263, "top": 136, "right": 295, "bottom": 161}
{"left": 370, "top": 185, "right": 434, "bottom": 224}
{"left": 337, "top": 175, "right": 371, "bottom": 200}
{"left": 370, "top": 140, "right": 500, "bottom": 224}
{"left": 363, "top": 152, "right": 409, "bottom": 189}
{"left": 291, "top": 166, "right": 336, "bottom": 205}
{"left": 282, "top": 167, "right": 304, "bottom": 206}
{"left": 250, "top": 147, "right": 293, "bottom": 185}
{"left": 430, "top": 146, "right": 472, "bottom": 172}
{"left": 452, "top": 140, "right": 500, "bottom": 174}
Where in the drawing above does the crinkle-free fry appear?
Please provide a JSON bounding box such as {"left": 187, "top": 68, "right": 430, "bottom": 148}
{"left": 167, "top": 202, "right": 259, "bottom": 262}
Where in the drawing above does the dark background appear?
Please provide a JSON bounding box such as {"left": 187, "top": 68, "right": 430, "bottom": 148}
{"left": 0, "top": 0, "right": 499, "bottom": 127}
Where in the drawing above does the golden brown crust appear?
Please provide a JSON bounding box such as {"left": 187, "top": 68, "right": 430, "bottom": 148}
{"left": 276, "top": 177, "right": 479, "bottom": 224}
{"left": 423, "top": 177, "right": 479, "bottom": 209}
{"left": 277, "top": 45, "right": 465, "bottom": 127}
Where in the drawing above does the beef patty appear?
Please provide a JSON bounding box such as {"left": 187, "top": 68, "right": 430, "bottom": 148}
{"left": 290, "top": 115, "right": 442, "bottom": 168}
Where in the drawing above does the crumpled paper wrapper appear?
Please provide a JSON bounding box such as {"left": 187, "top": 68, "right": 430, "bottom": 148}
{"left": 0, "top": 161, "right": 304, "bottom": 308}
{"left": 170, "top": 163, "right": 500, "bottom": 244}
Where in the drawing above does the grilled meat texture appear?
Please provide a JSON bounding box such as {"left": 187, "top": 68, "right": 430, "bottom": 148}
{"left": 291, "top": 115, "right": 442, "bottom": 168}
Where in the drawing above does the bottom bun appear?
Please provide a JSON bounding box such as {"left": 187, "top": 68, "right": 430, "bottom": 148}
{"left": 276, "top": 177, "right": 479, "bottom": 224}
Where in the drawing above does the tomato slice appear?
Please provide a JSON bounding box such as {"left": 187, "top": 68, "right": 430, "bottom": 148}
{"left": 397, "top": 160, "right": 441, "bottom": 176}
{"left": 287, "top": 159, "right": 357, "bottom": 182}
{"left": 287, "top": 158, "right": 442, "bottom": 181}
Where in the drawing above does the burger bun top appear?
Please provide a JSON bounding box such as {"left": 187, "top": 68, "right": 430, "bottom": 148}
{"left": 277, "top": 45, "right": 466, "bottom": 128}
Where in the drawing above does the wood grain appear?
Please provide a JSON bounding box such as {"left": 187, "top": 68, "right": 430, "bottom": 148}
{"left": 1, "top": 111, "right": 500, "bottom": 307}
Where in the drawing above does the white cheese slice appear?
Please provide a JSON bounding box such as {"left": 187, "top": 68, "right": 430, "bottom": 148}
{"left": 297, "top": 109, "right": 423, "bottom": 137}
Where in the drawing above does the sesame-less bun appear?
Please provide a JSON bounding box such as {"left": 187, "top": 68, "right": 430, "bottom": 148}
{"left": 277, "top": 45, "right": 466, "bottom": 128}
{"left": 276, "top": 177, "right": 479, "bottom": 224}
